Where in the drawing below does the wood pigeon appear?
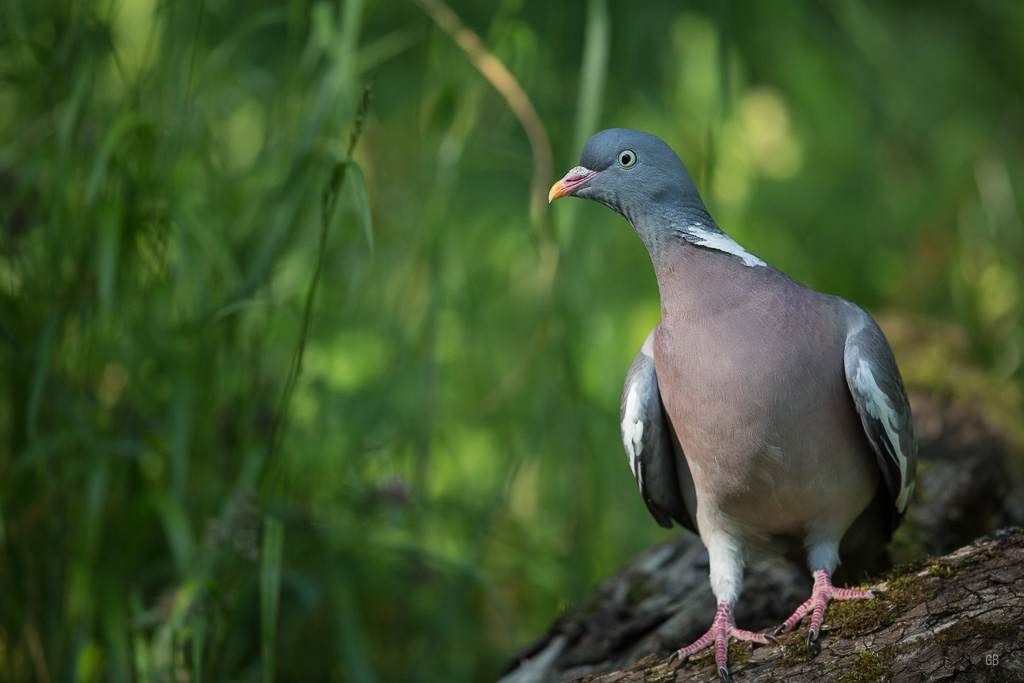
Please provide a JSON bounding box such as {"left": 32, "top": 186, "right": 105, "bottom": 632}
{"left": 549, "top": 129, "right": 917, "bottom": 682}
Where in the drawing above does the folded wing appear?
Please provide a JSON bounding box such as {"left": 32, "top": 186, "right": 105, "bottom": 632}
{"left": 621, "top": 328, "right": 696, "bottom": 531}
{"left": 843, "top": 310, "right": 918, "bottom": 527}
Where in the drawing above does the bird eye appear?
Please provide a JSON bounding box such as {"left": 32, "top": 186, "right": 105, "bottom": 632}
{"left": 617, "top": 149, "right": 637, "bottom": 168}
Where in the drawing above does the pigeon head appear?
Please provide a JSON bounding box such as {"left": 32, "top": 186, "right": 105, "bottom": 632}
{"left": 548, "top": 129, "right": 709, "bottom": 230}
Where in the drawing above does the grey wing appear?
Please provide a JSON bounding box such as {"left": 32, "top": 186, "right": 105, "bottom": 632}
{"left": 620, "top": 328, "right": 696, "bottom": 531}
{"left": 843, "top": 308, "right": 918, "bottom": 525}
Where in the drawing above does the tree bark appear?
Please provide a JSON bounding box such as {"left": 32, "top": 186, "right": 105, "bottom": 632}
{"left": 503, "top": 528, "right": 1023, "bottom": 683}
{"left": 500, "top": 396, "right": 1023, "bottom": 683}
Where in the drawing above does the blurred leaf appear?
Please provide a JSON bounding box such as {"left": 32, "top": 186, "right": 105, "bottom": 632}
{"left": 344, "top": 160, "right": 375, "bottom": 253}
{"left": 86, "top": 111, "right": 139, "bottom": 202}
{"left": 151, "top": 493, "right": 195, "bottom": 573}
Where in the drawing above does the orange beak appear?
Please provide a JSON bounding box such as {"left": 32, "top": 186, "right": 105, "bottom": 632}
{"left": 548, "top": 166, "right": 599, "bottom": 202}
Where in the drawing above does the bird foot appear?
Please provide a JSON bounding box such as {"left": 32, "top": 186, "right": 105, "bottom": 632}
{"left": 670, "top": 601, "right": 775, "bottom": 681}
{"left": 775, "top": 569, "right": 879, "bottom": 646}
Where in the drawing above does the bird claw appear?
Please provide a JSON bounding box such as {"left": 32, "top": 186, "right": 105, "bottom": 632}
{"left": 718, "top": 665, "right": 733, "bottom": 683}
{"left": 806, "top": 628, "right": 818, "bottom": 650}
{"left": 764, "top": 633, "right": 782, "bottom": 646}
{"left": 771, "top": 623, "right": 787, "bottom": 637}
{"left": 869, "top": 589, "right": 887, "bottom": 599}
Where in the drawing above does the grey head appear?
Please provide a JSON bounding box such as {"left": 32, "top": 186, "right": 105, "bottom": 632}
{"left": 549, "top": 129, "right": 713, "bottom": 243}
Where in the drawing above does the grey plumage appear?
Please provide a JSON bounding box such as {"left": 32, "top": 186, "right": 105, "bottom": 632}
{"left": 550, "top": 128, "right": 917, "bottom": 681}
{"left": 620, "top": 329, "right": 696, "bottom": 531}
{"left": 843, "top": 305, "right": 917, "bottom": 518}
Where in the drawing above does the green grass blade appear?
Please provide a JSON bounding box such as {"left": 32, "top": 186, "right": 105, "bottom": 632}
{"left": 573, "top": 0, "right": 610, "bottom": 154}
{"left": 150, "top": 493, "right": 195, "bottom": 572}
{"left": 190, "top": 614, "right": 206, "bottom": 683}
{"left": 260, "top": 516, "right": 284, "bottom": 683}
{"left": 26, "top": 313, "right": 58, "bottom": 444}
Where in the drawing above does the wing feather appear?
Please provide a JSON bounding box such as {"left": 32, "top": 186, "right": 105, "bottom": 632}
{"left": 843, "top": 313, "right": 917, "bottom": 524}
{"left": 621, "top": 328, "right": 696, "bottom": 531}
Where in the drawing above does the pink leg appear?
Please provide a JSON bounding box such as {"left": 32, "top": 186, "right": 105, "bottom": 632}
{"left": 671, "top": 601, "right": 776, "bottom": 682}
{"left": 775, "top": 569, "right": 879, "bottom": 645}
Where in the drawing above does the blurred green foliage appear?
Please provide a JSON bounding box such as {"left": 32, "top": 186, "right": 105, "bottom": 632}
{"left": 1, "top": 0, "right": 1022, "bottom": 681}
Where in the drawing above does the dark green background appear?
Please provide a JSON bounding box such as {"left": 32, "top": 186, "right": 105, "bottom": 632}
{"left": 1, "top": 0, "right": 1022, "bottom": 680}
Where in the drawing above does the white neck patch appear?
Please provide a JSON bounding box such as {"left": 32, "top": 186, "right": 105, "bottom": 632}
{"left": 684, "top": 223, "right": 767, "bottom": 268}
